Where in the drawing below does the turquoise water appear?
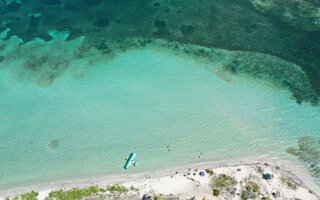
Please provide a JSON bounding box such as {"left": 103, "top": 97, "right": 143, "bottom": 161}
{"left": 0, "top": 36, "right": 319, "bottom": 189}
{"left": 0, "top": 0, "right": 320, "bottom": 191}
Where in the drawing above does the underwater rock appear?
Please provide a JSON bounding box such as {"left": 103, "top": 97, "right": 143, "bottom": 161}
{"left": 93, "top": 17, "right": 110, "bottom": 28}
{"left": 249, "top": 0, "right": 320, "bottom": 31}
{"left": 286, "top": 136, "right": 320, "bottom": 181}
{"left": 154, "top": 20, "right": 166, "bottom": 29}
{"left": 48, "top": 139, "right": 59, "bottom": 150}
{"left": 164, "top": 6, "right": 171, "bottom": 13}
{"left": 180, "top": 25, "right": 195, "bottom": 36}
{"left": 153, "top": 2, "right": 160, "bottom": 7}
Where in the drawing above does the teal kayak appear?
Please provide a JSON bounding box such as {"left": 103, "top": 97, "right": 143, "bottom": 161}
{"left": 124, "top": 152, "right": 136, "bottom": 169}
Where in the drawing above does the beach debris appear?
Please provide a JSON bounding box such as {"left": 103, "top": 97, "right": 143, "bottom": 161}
{"left": 237, "top": 168, "right": 241, "bottom": 172}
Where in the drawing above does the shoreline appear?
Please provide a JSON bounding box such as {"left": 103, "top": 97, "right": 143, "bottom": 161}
{"left": 1, "top": 156, "right": 319, "bottom": 199}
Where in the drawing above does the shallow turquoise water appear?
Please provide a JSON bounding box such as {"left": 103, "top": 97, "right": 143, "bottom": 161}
{"left": 0, "top": 42, "right": 319, "bottom": 189}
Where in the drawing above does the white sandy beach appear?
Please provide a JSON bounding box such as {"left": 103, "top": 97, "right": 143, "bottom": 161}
{"left": 1, "top": 157, "right": 319, "bottom": 200}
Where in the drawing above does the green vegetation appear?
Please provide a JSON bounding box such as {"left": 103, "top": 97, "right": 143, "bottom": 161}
{"left": 8, "top": 191, "right": 39, "bottom": 200}
{"left": 44, "top": 185, "right": 133, "bottom": 200}
{"left": 211, "top": 174, "right": 237, "bottom": 197}
{"left": 246, "top": 182, "right": 260, "bottom": 193}
{"left": 130, "top": 186, "right": 139, "bottom": 192}
{"left": 213, "top": 189, "right": 220, "bottom": 196}
{"left": 212, "top": 174, "right": 237, "bottom": 188}
{"left": 186, "top": 177, "right": 196, "bottom": 182}
{"left": 154, "top": 195, "right": 163, "bottom": 200}
{"left": 205, "top": 169, "right": 214, "bottom": 175}
{"left": 241, "top": 195, "right": 248, "bottom": 200}
{"left": 106, "top": 185, "right": 129, "bottom": 193}
{"left": 241, "top": 191, "right": 257, "bottom": 200}
{"left": 153, "top": 194, "right": 179, "bottom": 200}
{"left": 241, "top": 181, "right": 260, "bottom": 200}
{"left": 20, "top": 191, "right": 39, "bottom": 200}
{"left": 45, "top": 186, "right": 100, "bottom": 200}
{"left": 280, "top": 177, "right": 296, "bottom": 190}
{"left": 261, "top": 197, "right": 271, "bottom": 200}
{"left": 287, "top": 181, "right": 294, "bottom": 189}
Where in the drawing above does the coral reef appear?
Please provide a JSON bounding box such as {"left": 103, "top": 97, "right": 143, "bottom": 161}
{"left": 0, "top": 0, "right": 318, "bottom": 103}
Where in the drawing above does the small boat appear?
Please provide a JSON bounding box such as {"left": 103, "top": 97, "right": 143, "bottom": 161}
{"left": 124, "top": 152, "right": 137, "bottom": 169}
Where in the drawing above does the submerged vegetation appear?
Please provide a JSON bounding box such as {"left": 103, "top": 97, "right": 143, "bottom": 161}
{"left": 0, "top": 0, "right": 319, "bottom": 104}
{"left": 286, "top": 136, "right": 320, "bottom": 181}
